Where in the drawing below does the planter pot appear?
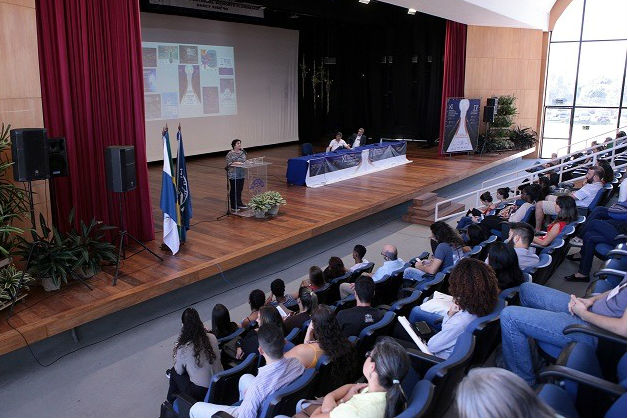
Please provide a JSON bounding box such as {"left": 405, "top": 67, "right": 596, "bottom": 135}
{"left": 254, "top": 209, "right": 266, "bottom": 219}
{"left": 267, "top": 205, "right": 279, "bottom": 216}
{"left": 41, "top": 277, "right": 60, "bottom": 292}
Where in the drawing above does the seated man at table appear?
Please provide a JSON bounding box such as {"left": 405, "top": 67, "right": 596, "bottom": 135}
{"left": 326, "top": 132, "right": 350, "bottom": 152}
{"left": 349, "top": 127, "right": 366, "bottom": 148}
{"left": 534, "top": 165, "right": 604, "bottom": 230}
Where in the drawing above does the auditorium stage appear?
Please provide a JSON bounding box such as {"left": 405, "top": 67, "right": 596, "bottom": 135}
{"left": 0, "top": 144, "right": 534, "bottom": 356}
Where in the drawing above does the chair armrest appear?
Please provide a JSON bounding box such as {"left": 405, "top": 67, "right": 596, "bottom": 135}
{"left": 211, "top": 412, "right": 234, "bottom": 418}
{"left": 593, "top": 268, "right": 627, "bottom": 279}
{"left": 614, "top": 234, "right": 627, "bottom": 241}
{"left": 377, "top": 304, "right": 391, "bottom": 311}
{"left": 608, "top": 249, "right": 627, "bottom": 257}
{"left": 563, "top": 323, "right": 627, "bottom": 346}
{"left": 173, "top": 393, "right": 197, "bottom": 418}
{"left": 417, "top": 251, "right": 430, "bottom": 261}
{"left": 406, "top": 347, "right": 445, "bottom": 367}
{"left": 539, "top": 365, "right": 626, "bottom": 397}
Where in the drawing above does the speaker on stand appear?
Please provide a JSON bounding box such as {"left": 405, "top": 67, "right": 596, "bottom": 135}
{"left": 104, "top": 145, "right": 162, "bottom": 285}
{"left": 47, "top": 137, "right": 69, "bottom": 228}
{"left": 480, "top": 98, "right": 499, "bottom": 155}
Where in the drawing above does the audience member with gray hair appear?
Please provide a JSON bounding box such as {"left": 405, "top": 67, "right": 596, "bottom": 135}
{"left": 455, "top": 367, "right": 557, "bottom": 418}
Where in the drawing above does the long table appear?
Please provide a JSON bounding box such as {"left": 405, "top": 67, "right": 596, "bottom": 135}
{"left": 286, "top": 141, "right": 410, "bottom": 187}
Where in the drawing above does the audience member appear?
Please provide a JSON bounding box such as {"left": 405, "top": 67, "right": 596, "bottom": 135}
{"left": 348, "top": 244, "right": 369, "bottom": 272}
{"left": 463, "top": 224, "right": 487, "bottom": 247}
{"left": 241, "top": 289, "right": 266, "bottom": 329}
{"left": 404, "top": 222, "right": 468, "bottom": 283}
{"left": 480, "top": 184, "right": 539, "bottom": 235}
{"left": 237, "top": 305, "right": 285, "bottom": 360}
{"left": 407, "top": 259, "right": 499, "bottom": 359}
{"left": 506, "top": 222, "right": 539, "bottom": 270}
{"left": 286, "top": 306, "right": 357, "bottom": 391}
{"left": 496, "top": 187, "right": 510, "bottom": 202}
{"left": 284, "top": 286, "right": 318, "bottom": 332}
{"left": 211, "top": 303, "right": 238, "bottom": 339}
{"left": 266, "top": 278, "right": 298, "bottom": 308}
{"left": 302, "top": 337, "right": 410, "bottom": 418}
{"left": 537, "top": 175, "right": 553, "bottom": 201}
{"left": 190, "top": 324, "right": 304, "bottom": 418}
{"left": 167, "top": 308, "right": 222, "bottom": 403}
{"left": 455, "top": 367, "right": 557, "bottom": 417}
{"left": 533, "top": 195, "right": 577, "bottom": 246}
{"left": 337, "top": 276, "right": 384, "bottom": 335}
{"left": 363, "top": 244, "right": 404, "bottom": 283}
{"left": 500, "top": 279, "right": 627, "bottom": 386}
{"left": 487, "top": 242, "right": 525, "bottom": 291}
{"left": 534, "top": 166, "right": 604, "bottom": 230}
{"left": 456, "top": 192, "right": 495, "bottom": 231}
{"left": 324, "top": 256, "right": 348, "bottom": 282}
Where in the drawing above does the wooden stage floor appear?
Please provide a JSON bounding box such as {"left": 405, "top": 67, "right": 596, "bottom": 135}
{"left": 0, "top": 144, "right": 533, "bottom": 356}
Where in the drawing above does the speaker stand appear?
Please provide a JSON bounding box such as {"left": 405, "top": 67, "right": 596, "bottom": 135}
{"left": 216, "top": 168, "right": 235, "bottom": 220}
{"left": 112, "top": 192, "right": 163, "bottom": 286}
{"left": 26, "top": 180, "right": 36, "bottom": 230}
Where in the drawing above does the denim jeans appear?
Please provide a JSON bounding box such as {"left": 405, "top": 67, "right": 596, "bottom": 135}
{"left": 403, "top": 267, "right": 427, "bottom": 282}
{"left": 409, "top": 306, "right": 443, "bottom": 331}
{"left": 500, "top": 282, "right": 595, "bottom": 386}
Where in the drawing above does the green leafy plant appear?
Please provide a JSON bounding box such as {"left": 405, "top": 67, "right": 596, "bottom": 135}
{"left": 490, "top": 95, "right": 517, "bottom": 139}
{"left": 247, "top": 193, "right": 273, "bottom": 213}
{"left": 15, "top": 214, "right": 79, "bottom": 289}
{"left": 509, "top": 126, "right": 538, "bottom": 150}
{"left": 264, "top": 191, "right": 287, "bottom": 207}
{"left": 0, "top": 264, "right": 34, "bottom": 303}
{"left": 0, "top": 122, "right": 28, "bottom": 256}
{"left": 64, "top": 210, "right": 117, "bottom": 278}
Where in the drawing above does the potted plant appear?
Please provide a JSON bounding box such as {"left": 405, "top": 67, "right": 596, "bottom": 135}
{"left": 248, "top": 193, "right": 272, "bottom": 218}
{"left": 16, "top": 214, "right": 79, "bottom": 291}
{"left": 64, "top": 211, "right": 117, "bottom": 279}
{"left": 265, "top": 191, "right": 286, "bottom": 216}
{"left": 0, "top": 264, "right": 34, "bottom": 309}
{"left": 509, "top": 126, "right": 538, "bottom": 150}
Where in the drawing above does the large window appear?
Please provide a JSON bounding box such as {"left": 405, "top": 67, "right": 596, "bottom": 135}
{"left": 541, "top": 0, "right": 627, "bottom": 157}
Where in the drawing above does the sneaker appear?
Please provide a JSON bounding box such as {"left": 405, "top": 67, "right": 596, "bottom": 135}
{"left": 165, "top": 368, "right": 171, "bottom": 379}
{"left": 238, "top": 203, "right": 248, "bottom": 209}
{"left": 569, "top": 237, "right": 584, "bottom": 247}
{"left": 565, "top": 274, "right": 589, "bottom": 282}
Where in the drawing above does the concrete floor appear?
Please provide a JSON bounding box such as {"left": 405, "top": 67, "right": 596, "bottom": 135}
{"left": 0, "top": 154, "right": 591, "bottom": 417}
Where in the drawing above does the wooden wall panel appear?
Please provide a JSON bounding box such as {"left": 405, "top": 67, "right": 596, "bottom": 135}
{"left": 464, "top": 26, "right": 546, "bottom": 157}
{"left": 0, "top": 0, "right": 50, "bottom": 234}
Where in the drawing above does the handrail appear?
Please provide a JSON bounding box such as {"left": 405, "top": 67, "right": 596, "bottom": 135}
{"left": 433, "top": 140, "right": 627, "bottom": 222}
{"left": 555, "top": 125, "right": 627, "bottom": 154}
{"left": 482, "top": 135, "right": 626, "bottom": 189}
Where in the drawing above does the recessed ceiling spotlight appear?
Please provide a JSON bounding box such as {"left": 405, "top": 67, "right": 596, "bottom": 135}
{"left": 359, "top": 0, "right": 371, "bottom": 4}
{"left": 408, "top": 8, "right": 416, "bottom": 15}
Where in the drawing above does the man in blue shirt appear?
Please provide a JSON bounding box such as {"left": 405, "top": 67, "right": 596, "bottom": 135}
{"left": 339, "top": 245, "right": 404, "bottom": 298}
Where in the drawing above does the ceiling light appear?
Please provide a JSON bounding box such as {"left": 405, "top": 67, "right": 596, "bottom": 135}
{"left": 408, "top": 8, "right": 416, "bottom": 15}
{"left": 359, "top": 0, "right": 371, "bottom": 4}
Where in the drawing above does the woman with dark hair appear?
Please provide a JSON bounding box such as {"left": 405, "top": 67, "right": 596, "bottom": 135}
{"left": 464, "top": 224, "right": 487, "bottom": 247}
{"left": 285, "top": 286, "right": 318, "bottom": 331}
{"left": 293, "top": 266, "right": 326, "bottom": 298}
{"left": 403, "top": 221, "right": 469, "bottom": 283}
{"left": 211, "top": 303, "right": 238, "bottom": 339}
{"left": 456, "top": 192, "right": 495, "bottom": 231}
{"left": 304, "top": 337, "right": 410, "bottom": 418}
{"left": 241, "top": 289, "right": 266, "bottom": 329}
{"left": 225, "top": 139, "right": 247, "bottom": 211}
{"left": 496, "top": 187, "right": 510, "bottom": 202}
{"left": 533, "top": 195, "right": 577, "bottom": 247}
{"left": 324, "top": 256, "right": 348, "bottom": 282}
{"left": 480, "top": 184, "right": 539, "bottom": 236}
{"left": 408, "top": 258, "right": 499, "bottom": 359}
{"left": 286, "top": 306, "right": 356, "bottom": 388}
{"left": 166, "top": 308, "right": 222, "bottom": 403}
{"left": 487, "top": 242, "right": 525, "bottom": 290}
{"left": 236, "top": 305, "right": 285, "bottom": 360}
{"left": 537, "top": 176, "right": 552, "bottom": 201}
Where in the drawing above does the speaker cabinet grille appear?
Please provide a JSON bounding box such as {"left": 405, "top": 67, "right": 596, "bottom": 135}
{"left": 10, "top": 128, "right": 50, "bottom": 181}
{"left": 105, "top": 146, "right": 137, "bottom": 192}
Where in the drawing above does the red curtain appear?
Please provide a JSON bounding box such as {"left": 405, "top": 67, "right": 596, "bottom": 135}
{"left": 438, "top": 21, "right": 467, "bottom": 155}
{"left": 36, "top": 0, "right": 154, "bottom": 241}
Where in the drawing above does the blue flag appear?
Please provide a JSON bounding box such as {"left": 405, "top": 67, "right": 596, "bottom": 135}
{"left": 160, "top": 128, "right": 180, "bottom": 255}
{"left": 176, "top": 127, "right": 192, "bottom": 242}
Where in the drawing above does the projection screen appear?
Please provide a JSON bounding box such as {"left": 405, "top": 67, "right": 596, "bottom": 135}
{"left": 141, "top": 13, "right": 299, "bottom": 161}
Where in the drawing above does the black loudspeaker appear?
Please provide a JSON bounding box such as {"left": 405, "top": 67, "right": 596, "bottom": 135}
{"left": 483, "top": 106, "right": 496, "bottom": 123}
{"left": 48, "top": 137, "right": 69, "bottom": 177}
{"left": 10, "top": 128, "right": 50, "bottom": 181}
{"left": 105, "top": 146, "right": 136, "bottom": 192}
{"left": 486, "top": 97, "right": 498, "bottom": 108}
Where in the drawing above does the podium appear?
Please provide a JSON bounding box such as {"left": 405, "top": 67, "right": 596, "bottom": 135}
{"left": 229, "top": 157, "right": 271, "bottom": 217}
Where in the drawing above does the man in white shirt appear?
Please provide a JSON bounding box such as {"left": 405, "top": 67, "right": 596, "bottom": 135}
{"left": 348, "top": 244, "right": 369, "bottom": 272}
{"left": 349, "top": 128, "right": 366, "bottom": 148}
{"left": 326, "top": 132, "right": 350, "bottom": 152}
{"left": 534, "top": 165, "right": 604, "bottom": 230}
{"left": 339, "top": 244, "right": 404, "bottom": 298}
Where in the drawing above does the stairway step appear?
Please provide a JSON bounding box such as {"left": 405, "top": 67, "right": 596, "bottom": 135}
{"left": 403, "top": 202, "right": 467, "bottom": 225}
{"left": 412, "top": 192, "right": 437, "bottom": 206}
{"left": 409, "top": 198, "right": 455, "bottom": 217}
{"left": 402, "top": 215, "right": 434, "bottom": 226}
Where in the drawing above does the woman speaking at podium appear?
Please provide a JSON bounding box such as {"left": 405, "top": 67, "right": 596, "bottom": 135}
{"left": 226, "top": 139, "right": 247, "bottom": 211}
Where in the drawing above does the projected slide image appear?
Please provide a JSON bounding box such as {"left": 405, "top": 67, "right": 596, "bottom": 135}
{"left": 142, "top": 41, "right": 237, "bottom": 120}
